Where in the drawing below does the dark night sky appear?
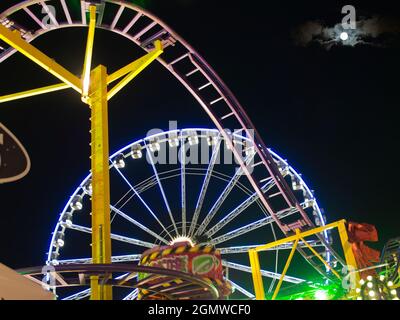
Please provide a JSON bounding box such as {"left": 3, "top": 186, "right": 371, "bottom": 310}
{"left": 0, "top": 0, "right": 399, "bottom": 269}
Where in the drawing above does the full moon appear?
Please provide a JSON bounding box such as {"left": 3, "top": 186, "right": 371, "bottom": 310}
{"left": 340, "top": 32, "right": 349, "bottom": 41}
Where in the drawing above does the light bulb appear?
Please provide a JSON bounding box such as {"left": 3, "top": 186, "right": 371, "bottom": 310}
{"left": 368, "top": 290, "right": 375, "bottom": 297}
{"left": 56, "top": 238, "right": 64, "bottom": 247}
{"left": 314, "top": 290, "right": 328, "bottom": 300}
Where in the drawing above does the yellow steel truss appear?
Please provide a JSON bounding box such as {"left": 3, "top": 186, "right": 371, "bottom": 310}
{"left": 271, "top": 231, "right": 300, "bottom": 300}
{"left": 88, "top": 65, "right": 112, "bottom": 300}
{"left": 82, "top": 5, "right": 97, "bottom": 101}
{"left": 249, "top": 219, "right": 360, "bottom": 300}
{"left": 248, "top": 249, "right": 264, "bottom": 300}
{"left": 0, "top": 83, "right": 70, "bottom": 103}
{"left": 0, "top": 4, "right": 163, "bottom": 300}
{"left": 0, "top": 24, "right": 82, "bottom": 93}
{"left": 107, "top": 40, "right": 163, "bottom": 100}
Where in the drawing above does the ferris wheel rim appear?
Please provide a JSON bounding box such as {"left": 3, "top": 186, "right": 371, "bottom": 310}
{"left": 44, "top": 128, "right": 326, "bottom": 300}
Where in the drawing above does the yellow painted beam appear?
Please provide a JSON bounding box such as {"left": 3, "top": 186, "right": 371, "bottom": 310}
{"left": 272, "top": 232, "right": 300, "bottom": 300}
{"left": 0, "top": 83, "right": 70, "bottom": 103}
{"left": 107, "top": 40, "right": 163, "bottom": 84}
{"left": 0, "top": 24, "right": 81, "bottom": 93}
{"left": 337, "top": 220, "right": 360, "bottom": 293}
{"left": 299, "top": 235, "right": 341, "bottom": 280}
{"left": 252, "top": 220, "right": 361, "bottom": 299}
{"left": 255, "top": 220, "right": 345, "bottom": 252}
{"left": 88, "top": 65, "right": 112, "bottom": 300}
{"left": 107, "top": 40, "right": 163, "bottom": 100}
{"left": 337, "top": 221, "right": 358, "bottom": 272}
{"left": 82, "top": 5, "right": 97, "bottom": 101}
{"left": 248, "top": 249, "right": 265, "bottom": 300}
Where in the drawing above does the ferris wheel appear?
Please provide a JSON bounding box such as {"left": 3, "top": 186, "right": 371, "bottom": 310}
{"left": 43, "top": 128, "right": 326, "bottom": 299}
{"left": 0, "top": 0, "right": 351, "bottom": 299}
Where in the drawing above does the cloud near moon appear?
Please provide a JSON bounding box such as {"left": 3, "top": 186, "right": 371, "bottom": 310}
{"left": 293, "top": 16, "right": 400, "bottom": 49}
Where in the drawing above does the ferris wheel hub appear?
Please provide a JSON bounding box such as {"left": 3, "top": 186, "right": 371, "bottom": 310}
{"left": 138, "top": 242, "right": 232, "bottom": 299}
{"left": 170, "top": 236, "right": 195, "bottom": 247}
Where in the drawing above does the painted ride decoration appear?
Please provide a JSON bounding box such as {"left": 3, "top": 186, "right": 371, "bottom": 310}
{"left": 138, "top": 241, "right": 231, "bottom": 299}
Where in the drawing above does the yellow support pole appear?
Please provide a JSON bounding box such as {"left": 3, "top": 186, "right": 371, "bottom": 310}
{"left": 337, "top": 221, "right": 358, "bottom": 272}
{"left": 107, "top": 40, "right": 163, "bottom": 100}
{"left": 255, "top": 220, "right": 343, "bottom": 252}
{"left": 88, "top": 65, "right": 112, "bottom": 300}
{"left": 299, "top": 236, "right": 341, "bottom": 280}
{"left": 251, "top": 220, "right": 360, "bottom": 299}
{"left": 248, "top": 249, "right": 265, "bottom": 300}
{"left": 0, "top": 24, "right": 81, "bottom": 93}
{"left": 337, "top": 220, "right": 360, "bottom": 295}
{"left": 271, "top": 231, "right": 300, "bottom": 300}
{"left": 107, "top": 40, "right": 163, "bottom": 84}
{"left": 82, "top": 5, "right": 97, "bottom": 101}
{"left": 0, "top": 83, "right": 70, "bottom": 103}
{"left": 0, "top": 11, "right": 164, "bottom": 300}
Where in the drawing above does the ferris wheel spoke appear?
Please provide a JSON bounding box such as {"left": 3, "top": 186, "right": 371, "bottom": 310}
{"left": 62, "top": 273, "right": 135, "bottom": 300}
{"left": 218, "top": 240, "right": 324, "bottom": 254}
{"left": 110, "top": 205, "right": 169, "bottom": 244}
{"left": 110, "top": 234, "right": 154, "bottom": 249}
{"left": 62, "top": 289, "right": 91, "bottom": 300}
{"left": 63, "top": 223, "right": 154, "bottom": 248}
{"left": 180, "top": 134, "right": 187, "bottom": 236}
{"left": 226, "top": 279, "right": 255, "bottom": 299}
{"left": 144, "top": 140, "right": 179, "bottom": 236}
{"left": 188, "top": 137, "right": 222, "bottom": 237}
{"left": 57, "top": 254, "right": 141, "bottom": 265}
{"left": 268, "top": 222, "right": 279, "bottom": 294}
{"left": 222, "top": 261, "right": 305, "bottom": 284}
{"left": 57, "top": 257, "right": 92, "bottom": 264}
{"left": 205, "top": 179, "right": 275, "bottom": 237}
{"left": 219, "top": 245, "right": 267, "bottom": 254}
{"left": 113, "top": 166, "right": 173, "bottom": 239}
{"left": 123, "top": 289, "right": 139, "bottom": 300}
{"left": 195, "top": 153, "right": 255, "bottom": 236}
{"left": 210, "top": 204, "right": 302, "bottom": 245}
{"left": 112, "top": 188, "right": 136, "bottom": 214}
